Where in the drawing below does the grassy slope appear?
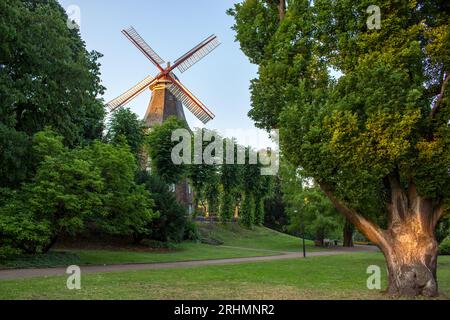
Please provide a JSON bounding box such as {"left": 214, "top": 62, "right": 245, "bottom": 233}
{"left": 197, "top": 224, "right": 317, "bottom": 252}
{"left": 0, "top": 225, "right": 319, "bottom": 269}
{"left": 1, "top": 254, "right": 448, "bottom": 300}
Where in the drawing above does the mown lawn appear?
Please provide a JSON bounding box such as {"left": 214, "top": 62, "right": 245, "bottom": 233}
{"left": 73, "top": 242, "right": 280, "bottom": 265}
{"left": 1, "top": 253, "right": 448, "bottom": 300}
{"left": 0, "top": 225, "right": 321, "bottom": 269}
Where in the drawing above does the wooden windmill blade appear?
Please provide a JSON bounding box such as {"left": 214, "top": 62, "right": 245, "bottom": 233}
{"left": 106, "top": 75, "right": 157, "bottom": 112}
{"left": 122, "top": 27, "right": 165, "bottom": 72}
{"left": 166, "top": 75, "right": 215, "bottom": 124}
{"left": 171, "top": 35, "right": 221, "bottom": 73}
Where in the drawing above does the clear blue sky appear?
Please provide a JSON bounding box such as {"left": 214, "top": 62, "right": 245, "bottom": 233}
{"left": 58, "top": 0, "right": 273, "bottom": 148}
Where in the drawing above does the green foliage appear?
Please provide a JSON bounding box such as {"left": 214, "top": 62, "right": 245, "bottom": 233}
{"left": 32, "top": 127, "right": 65, "bottom": 162}
{"left": 189, "top": 128, "right": 223, "bottom": 215}
{"left": 79, "top": 141, "right": 155, "bottom": 239}
{"left": 107, "top": 108, "right": 146, "bottom": 157}
{"left": 26, "top": 148, "right": 104, "bottom": 237}
{"left": 254, "top": 197, "right": 265, "bottom": 226}
{"left": 263, "top": 176, "right": 288, "bottom": 232}
{"left": 238, "top": 147, "right": 273, "bottom": 227}
{"left": 0, "top": 201, "right": 52, "bottom": 258}
{"left": 0, "top": 124, "right": 31, "bottom": 188}
{"left": 146, "top": 117, "right": 188, "bottom": 184}
{"left": 240, "top": 193, "right": 256, "bottom": 228}
{"left": 227, "top": 0, "right": 281, "bottom": 65}
{"left": 440, "top": 238, "right": 450, "bottom": 256}
{"left": 136, "top": 171, "right": 188, "bottom": 243}
{"left": 0, "top": 0, "right": 105, "bottom": 145}
{"left": 230, "top": 0, "right": 449, "bottom": 224}
{"left": 281, "top": 161, "right": 339, "bottom": 242}
{"left": 205, "top": 173, "right": 221, "bottom": 216}
{"left": 436, "top": 216, "right": 450, "bottom": 244}
{"left": 0, "top": 0, "right": 105, "bottom": 189}
{"left": 0, "top": 130, "right": 157, "bottom": 256}
{"left": 183, "top": 219, "right": 199, "bottom": 241}
{"left": 220, "top": 192, "right": 235, "bottom": 223}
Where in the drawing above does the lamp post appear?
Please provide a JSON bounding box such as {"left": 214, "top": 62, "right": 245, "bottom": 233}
{"left": 295, "top": 209, "right": 306, "bottom": 258}
{"left": 301, "top": 218, "right": 306, "bottom": 258}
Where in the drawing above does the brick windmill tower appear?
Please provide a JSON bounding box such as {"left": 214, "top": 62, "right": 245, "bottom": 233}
{"left": 107, "top": 27, "right": 220, "bottom": 212}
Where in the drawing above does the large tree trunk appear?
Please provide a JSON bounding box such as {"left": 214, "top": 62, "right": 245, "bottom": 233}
{"left": 320, "top": 179, "right": 445, "bottom": 297}
{"left": 315, "top": 230, "right": 325, "bottom": 247}
{"left": 343, "top": 219, "right": 354, "bottom": 247}
{"left": 381, "top": 215, "right": 439, "bottom": 297}
{"left": 380, "top": 179, "right": 440, "bottom": 297}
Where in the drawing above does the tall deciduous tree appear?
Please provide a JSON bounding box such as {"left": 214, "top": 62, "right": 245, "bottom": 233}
{"left": 281, "top": 161, "right": 339, "bottom": 245}
{"left": 107, "top": 108, "right": 146, "bottom": 157}
{"left": 220, "top": 138, "right": 243, "bottom": 222}
{"left": 230, "top": 0, "right": 449, "bottom": 296}
{"left": 189, "top": 128, "right": 221, "bottom": 214}
{"left": 0, "top": 0, "right": 105, "bottom": 187}
{"left": 145, "top": 117, "right": 188, "bottom": 185}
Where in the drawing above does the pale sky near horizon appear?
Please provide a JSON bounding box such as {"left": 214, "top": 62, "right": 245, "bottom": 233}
{"left": 57, "top": 0, "right": 276, "bottom": 149}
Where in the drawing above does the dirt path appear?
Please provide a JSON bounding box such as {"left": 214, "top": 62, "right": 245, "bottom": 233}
{"left": 0, "top": 246, "right": 378, "bottom": 280}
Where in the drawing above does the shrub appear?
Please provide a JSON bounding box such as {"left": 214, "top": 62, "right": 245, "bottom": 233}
{"left": 184, "top": 220, "right": 199, "bottom": 241}
{"left": 0, "top": 199, "right": 52, "bottom": 258}
{"left": 80, "top": 141, "right": 156, "bottom": 239}
{"left": 0, "top": 130, "right": 157, "bottom": 256}
{"left": 136, "top": 171, "right": 188, "bottom": 243}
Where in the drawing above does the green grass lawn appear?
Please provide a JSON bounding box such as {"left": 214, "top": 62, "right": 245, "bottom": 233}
{"left": 0, "top": 225, "right": 320, "bottom": 269}
{"left": 1, "top": 253, "right": 448, "bottom": 300}
{"left": 197, "top": 224, "right": 317, "bottom": 252}
{"left": 73, "top": 242, "right": 281, "bottom": 266}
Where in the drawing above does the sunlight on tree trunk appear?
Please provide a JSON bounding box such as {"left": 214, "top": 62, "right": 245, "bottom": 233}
{"left": 321, "top": 180, "right": 444, "bottom": 297}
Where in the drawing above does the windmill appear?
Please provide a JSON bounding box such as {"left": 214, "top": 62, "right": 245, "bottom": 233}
{"left": 106, "top": 26, "right": 220, "bottom": 126}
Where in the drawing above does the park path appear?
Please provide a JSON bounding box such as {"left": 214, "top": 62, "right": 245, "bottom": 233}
{"left": 0, "top": 245, "right": 377, "bottom": 280}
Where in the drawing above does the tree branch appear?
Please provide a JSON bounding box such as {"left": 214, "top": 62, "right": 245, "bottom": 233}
{"left": 278, "top": 0, "right": 286, "bottom": 21}
{"left": 433, "top": 201, "right": 448, "bottom": 228}
{"left": 387, "top": 174, "right": 409, "bottom": 223}
{"left": 430, "top": 72, "right": 449, "bottom": 119}
{"left": 319, "top": 182, "right": 389, "bottom": 249}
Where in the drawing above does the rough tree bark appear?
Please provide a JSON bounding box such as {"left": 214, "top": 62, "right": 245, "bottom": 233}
{"left": 320, "top": 179, "right": 445, "bottom": 297}
{"left": 343, "top": 219, "right": 354, "bottom": 247}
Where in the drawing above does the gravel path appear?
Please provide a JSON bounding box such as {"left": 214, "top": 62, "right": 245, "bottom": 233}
{"left": 0, "top": 245, "right": 378, "bottom": 280}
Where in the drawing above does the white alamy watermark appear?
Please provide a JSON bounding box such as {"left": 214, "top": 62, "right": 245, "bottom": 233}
{"left": 366, "top": 5, "right": 381, "bottom": 30}
{"left": 171, "top": 129, "right": 279, "bottom": 176}
{"left": 66, "top": 265, "right": 81, "bottom": 290}
{"left": 366, "top": 265, "right": 381, "bottom": 290}
{"left": 66, "top": 5, "right": 81, "bottom": 30}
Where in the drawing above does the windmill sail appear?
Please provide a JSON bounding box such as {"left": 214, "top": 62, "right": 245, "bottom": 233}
{"left": 122, "top": 27, "right": 165, "bottom": 70}
{"left": 167, "top": 76, "right": 215, "bottom": 124}
{"left": 106, "top": 75, "right": 156, "bottom": 112}
{"left": 173, "top": 35, "right": 220, "bottom": 73}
